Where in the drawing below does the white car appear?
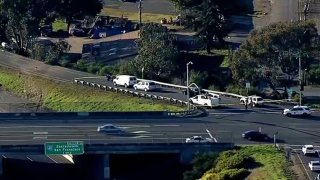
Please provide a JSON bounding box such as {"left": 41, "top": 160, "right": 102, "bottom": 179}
{"left": 283, "top": 106, "right": 311, "bottom": 117}
{"left": 185, "top": 136, "right": 214, "bottom": 143}
{"left": 206, "top": 93, "right": 221, "bottom": 100}
{"left": 189, "top": 95, "right": 220, "bottom": 107}
{"left": 133, "top": 81, "right": 157, "bottom": 91}
{"left": 302, "top": 145, "right": 316, "bottom": 155}
{"left": 240, "top": 96, "right": 264, "bottom": 106}
{"left": 309, "top": 161, "right": 320, "bottom": 171}
{"left": 97, "top": 124, "right": 126, "bottom": 134}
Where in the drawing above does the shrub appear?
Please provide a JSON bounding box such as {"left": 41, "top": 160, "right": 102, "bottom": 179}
{"left": 308, "top": 65, "right": 320, "bottom": 85}
{"left": 218, "top": 168, "right": 249, "bottom": 180}
{"left": 190, "top": 70, "right": 209, "bottom": 88}
{"left": 87, "top": 63, "right": 103, "bottom": 74}
{"left": 214, "top": 151, "right": 250, "bottom": 172}
{"left": 98, "top": 66, "right": 114, "bottom": 76}
{"left": 75, "top": 59, "right": 87, "bottom": 71}
{"left": 183, "top": 152, "right": 219, "bottom": 180}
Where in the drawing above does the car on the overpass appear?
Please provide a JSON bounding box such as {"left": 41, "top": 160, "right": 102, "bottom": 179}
{"left": 97, "top": 124, "right": 126, "bottom": 134}
{"left": 283, "top": 105, "right": 312, "bottom": 117}
{"left": 309, "top": 161, "right": 320, "bottom": 171}
{"left": 242, "top": 130, "right": 271, "bottom": 141}
{"left": 133, "top": 81, "right": 157, "bottom": 92}
{"left": 185, "top": 136, "right": 214, "bottom": 143}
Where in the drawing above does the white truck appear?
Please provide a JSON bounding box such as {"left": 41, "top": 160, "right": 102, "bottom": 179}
{"left": 240, "top": 95, "right": 264, "bottom": 107}
{"left": 189, "top": 95, "right": 220, "bottom": 108}
{"left": 302, "top": 145, "right": 316, "bottom": 155}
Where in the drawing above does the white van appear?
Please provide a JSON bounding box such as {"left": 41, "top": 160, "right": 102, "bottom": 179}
{"left": 113, "top": 75, "right": 137, "bottom": 88}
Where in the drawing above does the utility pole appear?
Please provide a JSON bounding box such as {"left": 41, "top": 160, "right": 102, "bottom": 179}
{"left": 139, "top": 0, "right": 142, "bottom": 27}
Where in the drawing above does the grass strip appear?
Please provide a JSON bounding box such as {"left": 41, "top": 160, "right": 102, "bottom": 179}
{"left": 0, "top": 67, "right": 184, "bottom": 112}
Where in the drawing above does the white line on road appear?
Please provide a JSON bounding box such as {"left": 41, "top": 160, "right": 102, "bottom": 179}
{"left": 26, "top": 156, "right": 33, "bottom": 162}
{"left": 152, "top": 125, "right": 180, "bottom": 127}
{"left": 47, "top": 156, "right": 58, "bottom": 164}
{"left": 33, "top": 136, "right": 47, "bottom": 140}
{"left": 132, "top": 131, "right": 149, "bottom": 134}
{"left": 33, "top": 132, "right": 48, "bottom": 135}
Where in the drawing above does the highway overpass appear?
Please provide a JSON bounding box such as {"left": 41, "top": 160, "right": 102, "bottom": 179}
{"left": 0, "top": 143, "right": 234, "bottom": 180}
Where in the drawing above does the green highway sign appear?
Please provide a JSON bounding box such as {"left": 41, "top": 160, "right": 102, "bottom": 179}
{"left": 45, "top": 141, "right": 84, "bottom": 155}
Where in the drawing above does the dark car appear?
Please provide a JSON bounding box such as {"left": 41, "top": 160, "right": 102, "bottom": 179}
{"left": 242, "top": 130, "right": 271, "bottom": 141}
{"left": 182, "top": 87, "right": 205, "bottom": 97}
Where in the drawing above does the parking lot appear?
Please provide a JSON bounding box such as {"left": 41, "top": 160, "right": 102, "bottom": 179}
{"left": 291, "top": 145, "right": 320, "bottom": 180}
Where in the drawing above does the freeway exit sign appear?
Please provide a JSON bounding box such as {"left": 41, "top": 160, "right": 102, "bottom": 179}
{"left": 45, "top": 141, "right": 84, "bottom": 155}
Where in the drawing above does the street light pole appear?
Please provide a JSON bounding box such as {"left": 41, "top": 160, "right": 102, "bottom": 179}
{"left": 299, "top": 53, "right": 302, "bottom": 106}
{"left": 186, "top": 61, "right": 193, "bottom": 111}
{"left": 141, "top": 67, "right": 144, "bottom": 79}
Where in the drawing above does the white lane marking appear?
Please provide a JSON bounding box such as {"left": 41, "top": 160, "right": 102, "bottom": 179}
{"left": 2, "top": 155, "right": 6, "bottom": 158}
{"left": 26, "top": 156, "right": 33, "bottom": 161}
{"left": 47, "top": 156, "right": 58, "bottom": 164}
{"left": 294, "top": 149, "right": 312, "bottom": 180}
{"left": 33, "top": 136, "right": 47, "bottom": 140}
{"left": 132, "top": 131, "right": 149, "bottom": 134}
{"left": 152, "top": 125, "right": 180, "bottom": 127}
{"left": 33, "top": 132, "right": 48, "bottom": 135}
{"left": 0, "top": 125, "right": 151, "bottom": 129}
{"left": 132, "top": 135, "right": 152, "bottom": 138}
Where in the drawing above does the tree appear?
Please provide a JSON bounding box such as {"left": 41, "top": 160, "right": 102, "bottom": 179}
{"left": 134, "top": 23, "right": 179, "bottom": 80}
{"left": 171, "top": 0, "right": 232, "bottom": 53}
{"left": 231, "top": 21, "right": 319, "bottom": 85}
{"left": 0, "top": 0, "right": 54, "bottom": 54}
{"left": 53, "top": 0, "right": 103, "bottom": 31}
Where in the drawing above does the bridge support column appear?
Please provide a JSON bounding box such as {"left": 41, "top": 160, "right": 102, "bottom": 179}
{"left": 0, "top": 156, "right": 3, "bottom": 177}
{"left": 103, "top": 154, "right": 110, "bottom": 180}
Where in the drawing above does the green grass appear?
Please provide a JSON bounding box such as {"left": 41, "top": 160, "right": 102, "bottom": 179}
{"left": 101, "top": 8, "right": 176, "bottom": 24}
{"left": 200, "top": 145, "right": 291, "bottom": 180}
{"left": 52, "top": 19, "right": 68, "bottom": 31}
{"left": 0, "top": 67, "right": 184, "bottom": 112}
{"left": 239, "top": 145, "right": 292, "bottom": 180}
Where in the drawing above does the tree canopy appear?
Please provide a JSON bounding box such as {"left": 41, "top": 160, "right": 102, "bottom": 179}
{"left": 231, "top": 21, "right": 319, "bottom": 85}
{"left": 134, "top": 23, "right": 179, "bottom": 80}
{"left": 171, "top": 0, "right": 233, "bottom": 53}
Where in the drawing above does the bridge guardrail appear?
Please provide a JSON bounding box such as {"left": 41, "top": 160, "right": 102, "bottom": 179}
{"left": 72, "top": 79, "right": 202, "bottom": 117}
{"left": 137, "top": 78, "right": 246, "bottom": 99}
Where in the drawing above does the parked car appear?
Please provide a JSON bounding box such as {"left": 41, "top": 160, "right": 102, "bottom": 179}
{"left": 309, "top": 161, "right": 320, "bottom": 171}
{"left": 133, "top": 81, "right": 157, "bottom": 91}
{"left": 302, "top": 145, "right": 316, "bottom": 155}
{"left": 113, "top": 75, "right": 137, "bottom": 88}
{"left": 97, "top": 124, "right": 126, "bottom": 134}
{"left": 240, "top": 96, "right": 264, "bottom": 107}
{"left": 189, "top": 95, "right": 220, "bottom": 108}
{"left": 242, "top": 130, "right": 271, "bottom": 141}
{"left": 185, "top": 136, "right": 214, "bottom": 143}
{"left": 283, "top": 105, "right": 311, "bottom": 117}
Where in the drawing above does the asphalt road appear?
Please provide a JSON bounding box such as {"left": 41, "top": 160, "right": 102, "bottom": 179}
{"left": 291, "top": 145, "right": 320, "bottom": 180}
{"left": 0, "top": 110, "right": 319, "bottom": 146}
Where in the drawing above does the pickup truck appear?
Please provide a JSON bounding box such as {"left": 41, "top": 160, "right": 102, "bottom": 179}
{"left": 189, "top": 95, "right": 220, "bottom": 108}
{"left": 240, "top": 95, "right": 264, "bottom": 107}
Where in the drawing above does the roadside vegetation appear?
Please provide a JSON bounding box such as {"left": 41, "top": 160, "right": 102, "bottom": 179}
{"left": 0, "top": 67, "right": 183, "bottom": 112}
{"left": 184, "top": 145, "right": 291, "bottom": 180}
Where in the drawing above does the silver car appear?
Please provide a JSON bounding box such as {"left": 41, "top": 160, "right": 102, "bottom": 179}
{"left": 97, "top": 124, "right": 126, "bottom": 134}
